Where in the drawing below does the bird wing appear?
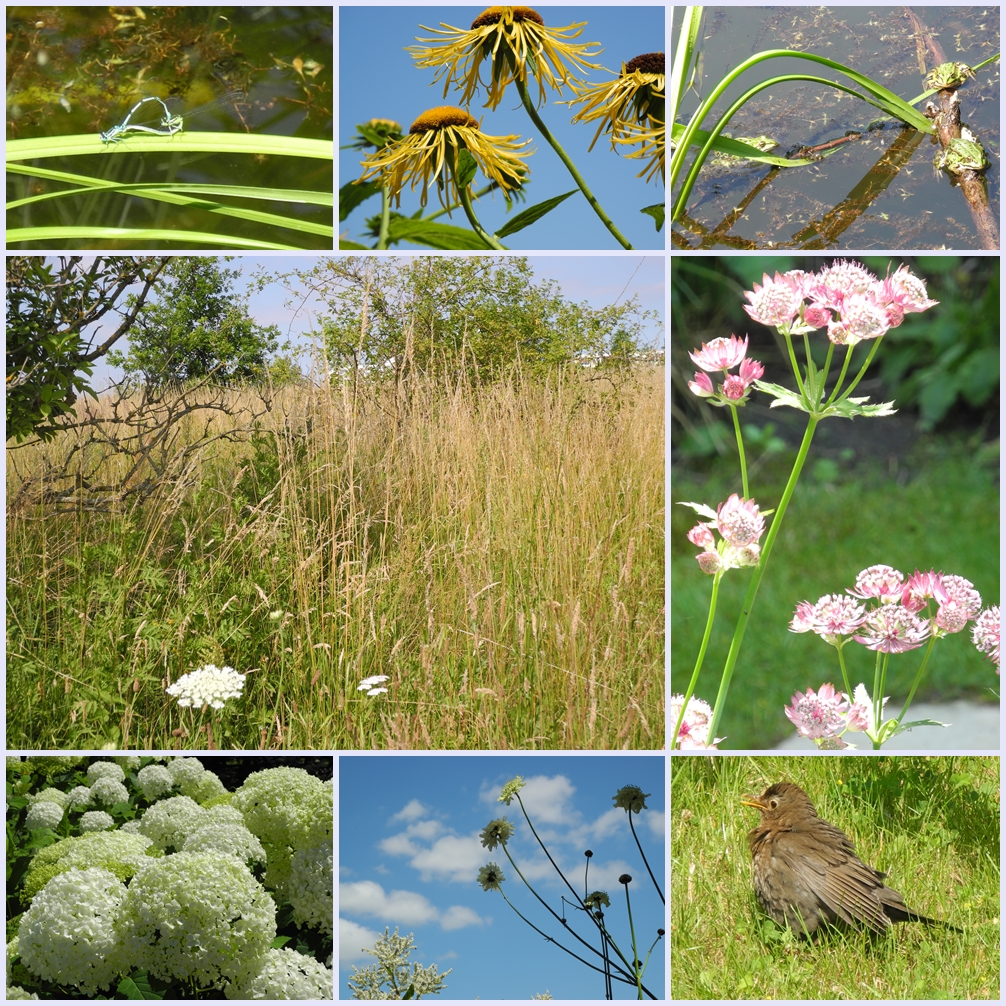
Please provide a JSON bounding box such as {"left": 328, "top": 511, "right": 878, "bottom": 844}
{"left": 777, "top": 822, "right": 891, "bottom": 933}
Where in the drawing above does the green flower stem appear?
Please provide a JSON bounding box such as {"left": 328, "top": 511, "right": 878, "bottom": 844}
{"left": 872, "top": 650, "right": 886, "bottom": 749}
{"left": 835, "top": 641, "right": 854, "bottom": 701}
{"left": 501, "top": 842, "right": 636, "bottom": 984}
{"left": 707, "top": 414, "right": 821, "bottom": 741}
{"left": 376, "top": 185, "right": 391, "bottom": 250}
{"left": 825, "top": 345, "right": 855, "bottom": 406}
{"left": 818, "top": 341, "right": 835, "bottom": 393}
{"left": 780, "top": 331, "right": 809, "bottom": 405}
{"left": 672, "top": 570, "right": 723, "bottom": 746}
{"left": 621, "top": 881, "right": 643, "bottom": 1000}
{"left": 425, "top": 181, "right": 500, "bottom": 221}
{"left": 730, "top": 405, "right": 748, "bottom": 497}
{"left": 456, "top": 177, "right": 507, "bottom": 250}
{"left": 627, "top": 811, "right": 664, "bottom": 904}
{"left": 894, "top": 634, "right": 938, "bottom": 730}
{"left": 829, "top": 338, "right": 885, "bottom": 406}
{"left": 514, "top": 76, "right": 634, "bottom": 250}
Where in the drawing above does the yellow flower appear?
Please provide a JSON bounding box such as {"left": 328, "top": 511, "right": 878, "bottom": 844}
{"left": 614, "top": 117, "right": 665, "bottom": 184}
{"left": 408, "top": 6, "right": 603, "bottom": 110}
{"left": 566, "top": 51, "right": 665, "bottom": 149}
{"left": 357, "top": 105, "right": 532, "bottom": 208}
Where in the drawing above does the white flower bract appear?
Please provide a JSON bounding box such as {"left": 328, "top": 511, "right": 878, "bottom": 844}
{"left": 18, "top": 867, "right": 126, "bottom": 995}
{"left": 166, "top": 665, "right": 246, "bottom": 709}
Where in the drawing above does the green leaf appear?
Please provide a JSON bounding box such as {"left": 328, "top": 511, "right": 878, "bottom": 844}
{"left": 117, "top": 972, "right": 163, "bottom": 1000}
{"left": 671, "top": 123, "right": 820, "bottom": 168}
{"left": 753, "top": 379, "right": 809, "bottom": 412}
{"left": 828, "top": 395, "right": 897, "bottom": 419}
{"left": 403, "top": 983, "right": 416, "bottom": 1000}
{"left": 676, "top": 500, "right": 719, "bottom": 521}
{"left": 456, "top": 149, "right": 478, "bottom": 189}
{"left": 339, "top": 179, "right": 381, "bottom": 221}
{"left": 640, "top": 203, "right": 664, "bottom": 231}
{"left": 271, "top": 935, "right": 292, "bottom": 949}
{"left": 494, "top": 190, "right": 577, "bottom": 238}
{"left": 339, "top": 239, "right": 370, "bottom": 250}
{"left": 385, "top": 216, "right": 496, "bottom": 250}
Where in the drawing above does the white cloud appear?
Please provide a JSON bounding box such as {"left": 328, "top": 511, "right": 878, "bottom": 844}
{"left": 340, "top": 880, "right": 439, "bottom": 925}
{"left": 409, "top": 833, "right": 486, "bottom": 882}
{"left": 590, "top": 807, "right": 625, "bottom": 840}
{"left": 379, "top": 833, "right": 420, "bottom": 857}
{"left": 519, "top": 775, "right": 577, "bottom": 825}
{"left": 391, "top": 799, "right": 428, "bottom": 822}
{"left": 340, "top": 880, "right": 488, "bottom": 932}
{"left": 645, "top": 808, "right": 665, "bottom": 837}
{"left": 339, "top": 917, "right": 381, "bottom": 965}
{"left": 405, "top": 819, "right": 444, "bottom": 841}
{"left": 440, "top": 905, "right": 486, "bottom": 931}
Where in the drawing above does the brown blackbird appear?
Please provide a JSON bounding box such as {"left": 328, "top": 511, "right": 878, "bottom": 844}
{"left": 741, "top": 782, "right": 961, "bottom": 937}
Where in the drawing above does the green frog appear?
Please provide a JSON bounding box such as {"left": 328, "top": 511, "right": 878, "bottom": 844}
{"left": 933, "top": 135, "right": 990, "bottom": 175}
{"left": 708, "top": 135, "right": 777, "bottom": 168}
{"left": 924, "top": 61, "right": 976, "bottom": 90}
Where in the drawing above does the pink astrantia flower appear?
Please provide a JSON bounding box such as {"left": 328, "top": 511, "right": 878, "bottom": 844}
{"left": 738, "top": 357, "right": 764, "bottom": 384}
{"left": 789, "top": 600, "right": 816, "bottom": 633}
{"left": 883, "top": 264, "right": 940, "bottom": 314}
{"left": 784, "top": 683, "right": 852, "bottom": 744}
{"left": 934, "top": 600, "right": 969, "bottom": 634}
{"left": 802, "top": 302, "right": 831, "bottom": 329}
{"left": 743, "top": 272, "right": 806, "bottom": 328}
{"left": 670, "top": 694, "right": 722, "bottom": 749}
{"left": 901, "top": 569, "right": 948, "bottom": 612}
{"left": 848, "top": 564, "right": 905, "bottom": 604}
{"left": 972, "top": 605, "right": 1000, "bottom": 671}
{"left": 689, "top": 334, "right": 749, "bottom": 372}
{"left": 794, "top": 594, "right": 869, "bottom": 643}
{"left": 721, "top": 374, "right": 748, "bottom": 400}
{"left": 854, "top": 604, "right": 930, "bottom": 653}
{"left": 716, "top": 494, "right": 764, "bottom": 547}
{"left": 942, "top": 575, "right": 982, "bottom": 617}
{"left": 815, "top": 260, "right": 877, "bottom": 297}
{"left": 688, "top": 371, "right": 715, "bottom": 397}
{"left": 696, "top": 551, "right": 723, "bottom": 575}
{"left": 687, "top": 523, "right": 715, "bottom": 549}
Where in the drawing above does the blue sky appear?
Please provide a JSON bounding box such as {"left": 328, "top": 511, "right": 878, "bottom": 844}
{"left": 338, "top": 6, "right": 666, "bottom": 250}
{"left": 82, "top": 254, "right": 665, "bottom": 387}
{"left": 338, "top": 755, "right": 666, "bottom": 1000}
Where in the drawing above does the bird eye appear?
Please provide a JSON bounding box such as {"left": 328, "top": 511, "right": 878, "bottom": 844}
{"left": 769, "top": 799, "right": 778, "bottom": 808}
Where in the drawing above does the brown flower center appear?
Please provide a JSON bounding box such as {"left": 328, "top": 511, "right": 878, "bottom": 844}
{"left": 410, "top": 106, "right": 480, "bottom": 134}
{"left": 624, "top": 52, "right": 665, "bottom": 75}
{"left": 471, "top": 6, "right": 544, "bottom": 30}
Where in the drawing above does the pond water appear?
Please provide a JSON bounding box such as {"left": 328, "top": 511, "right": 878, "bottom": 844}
{"left": 7, "top": 6, "right": 333, "bottom": 249}
{"left": 672, "top": 6, "right": 1000, "bottom": 250}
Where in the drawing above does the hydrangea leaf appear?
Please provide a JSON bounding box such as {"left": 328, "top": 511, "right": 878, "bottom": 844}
{"left": 117, "top": 971, "right": 164, "bottom": 999}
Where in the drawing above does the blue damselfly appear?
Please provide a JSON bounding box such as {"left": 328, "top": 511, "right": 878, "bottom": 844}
{"left": 99, "top": 90, "right": 247, "bottom": 145}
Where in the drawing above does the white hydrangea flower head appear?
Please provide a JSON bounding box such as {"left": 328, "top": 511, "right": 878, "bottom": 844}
{"left": 115, "top": 851, "right": 276, "bottom": 987}
{"left": 6, "top": 985, "right": 38, "bottom": 999}
{"left": 180, "top": 769, "right": 228, "bottom": 804}
{"left": 139, "top": 795, "right": 208, "bottom": 851}
{"left": 86, "top": 761, "right": 125, "bottom": 785}
{"left": 114, "top": 756, "right": 142, "bottom": 771}
{"left": 66, "top": 785, "right": 93, "bottom": 810}
{"left": 204, "top": 803, "right": 245, "bottom": 827}
{"left": 233, "top": 768, "right": 333, "bottom": 852}
{"left": 7, "top": 935, "right": 20, "bottom": 983}
{"left": 27, "top": 788, "right": 71, "bottom": 809}
{"left": 89, "top": 777, "right": 130, "bottom": 807}
{"left": 120, "top": 819, "right": 143, "bottom": 834}
{"left": 136, "top": 764, "right": 175, "bottom": 801}
{"left": 7, "top": 756, "right": 25, "bottom": 771}
{"left": 224, "top": 947, "right": 333, "bottom": 1000}
{"left": 288, "top": 842, "right": 333, "bottom": 936}
{"left": 183, "top": 822, "right": 268, "bottom": 867}
{"left": 18, "top": 867, "right": 126, "bottom": 995}
{"left": 80, "top": 811, "right": 115, "bottom": 832}
{"left": 25, "top": 801, "right": 64, "bottom": 831}
{"left": 165, "top": 757, "right": 205, "bottom": 786}
{"left": 166, "top": 665, "right": 246, "bottom": 709}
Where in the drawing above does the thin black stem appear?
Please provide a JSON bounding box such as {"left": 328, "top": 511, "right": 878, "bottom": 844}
{"left": 628, "top": 812, "right": 664, "bottom": 904}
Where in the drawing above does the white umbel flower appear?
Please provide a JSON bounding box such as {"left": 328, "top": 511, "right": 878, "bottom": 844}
{"left": 166, "top": 665, "right": 246, "bottom": 709}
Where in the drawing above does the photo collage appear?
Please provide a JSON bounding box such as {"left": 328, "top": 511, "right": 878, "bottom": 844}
{"left": 3, "top": 3, "right": 1000, "bottom": 1003}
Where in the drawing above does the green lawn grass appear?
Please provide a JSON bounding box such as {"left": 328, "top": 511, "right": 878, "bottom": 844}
{"left": 671, "top": 755, "right": 999, "bottom": 1000}
{"left": 672, "top": 443, "right": 999, "bottom": 749}
{"left": 7, "top": 368, "right": 663, "bottom": 751}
